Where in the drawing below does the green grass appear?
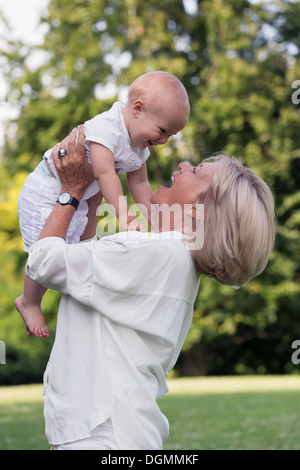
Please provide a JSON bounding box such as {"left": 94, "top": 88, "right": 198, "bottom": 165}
{"left": 159, "top": 376, "right": 300, "bottom": 450}
{"left": 0, "top": 384, "right": 47, "bottom": 450}
{"left": 1, "top": 376, "right": 300, "bottom": 450}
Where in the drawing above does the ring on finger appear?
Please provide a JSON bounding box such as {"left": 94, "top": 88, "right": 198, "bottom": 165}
{"left": 58, "top": 149, "right": 68, "bottom": 158}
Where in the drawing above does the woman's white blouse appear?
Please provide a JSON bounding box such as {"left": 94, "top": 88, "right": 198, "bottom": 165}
{"left": 27, "top": 231, "right": 200, "bottom": 450}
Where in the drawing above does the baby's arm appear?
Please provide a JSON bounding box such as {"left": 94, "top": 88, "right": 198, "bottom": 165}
{"left": 80, "top": 191, "right": 103, "bottom": 241}
{"left": 126, "top": 163, "right": 153, "bottom": 226}
{"left": 90, "top": 142, "right": 133, "bottom": 228}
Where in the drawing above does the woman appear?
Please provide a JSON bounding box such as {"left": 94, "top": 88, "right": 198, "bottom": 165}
{"left": 25, "top": 126, "right": 275, "bottom": 450}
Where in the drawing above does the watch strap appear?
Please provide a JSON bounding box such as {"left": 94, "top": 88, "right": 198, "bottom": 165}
{"left": 68, "top": 195, "right": 79, "bottom": 211}
{"left": 57, "top": 193, "right": 80, "bottom": 211}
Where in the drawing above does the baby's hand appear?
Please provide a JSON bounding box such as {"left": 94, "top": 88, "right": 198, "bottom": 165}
{"left": 124, "top": 216, "right": 147, "bottom": 232}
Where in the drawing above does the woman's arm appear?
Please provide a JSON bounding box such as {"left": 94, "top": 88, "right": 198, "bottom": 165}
{"left": 38, "top": 125, "right": 95, "bottom": 242}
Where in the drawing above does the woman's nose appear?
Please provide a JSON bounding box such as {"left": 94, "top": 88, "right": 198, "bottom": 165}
{"left": 178, "top": 162, "right": 193, "bottom": 173}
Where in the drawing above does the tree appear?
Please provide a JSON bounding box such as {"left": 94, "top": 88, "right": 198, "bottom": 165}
{"left": 0, "top": 0, "right": 299, "bottom": 383}
{"left": 178, "top": 0, "right": 300, "bottom": 375}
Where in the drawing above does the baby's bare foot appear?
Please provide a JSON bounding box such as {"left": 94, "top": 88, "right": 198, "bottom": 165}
{"left": 15, "top": 295, "right": 49, "bottom": 338}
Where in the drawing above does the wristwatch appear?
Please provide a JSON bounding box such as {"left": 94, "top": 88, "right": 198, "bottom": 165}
{"left": 57, "top": 192, "right": 79, "bottom": 211}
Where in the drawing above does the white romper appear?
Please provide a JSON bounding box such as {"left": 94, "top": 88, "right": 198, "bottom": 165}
{"left": 17, "top": 102, "right": 150, "bottom": 252}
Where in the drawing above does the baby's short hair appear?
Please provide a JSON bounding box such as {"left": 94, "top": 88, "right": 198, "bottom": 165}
{"left": 127, "top": 71, "right": 190, "bottom": 114}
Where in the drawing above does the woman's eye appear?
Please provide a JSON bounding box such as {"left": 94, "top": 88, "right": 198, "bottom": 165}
{"left": 160, "top": 128, "right": 166, "bottom": 134}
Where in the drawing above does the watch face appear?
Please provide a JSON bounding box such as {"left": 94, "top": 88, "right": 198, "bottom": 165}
{"left": 59, "top": 192, "right": 71, "bottom": 204}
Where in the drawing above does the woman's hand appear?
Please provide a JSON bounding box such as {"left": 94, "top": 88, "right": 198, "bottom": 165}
{"left": 37, "top": 126, "right": 95, "bottom": 242}
{"left": 53, "top": 125, "right": 95, "bottom": 200}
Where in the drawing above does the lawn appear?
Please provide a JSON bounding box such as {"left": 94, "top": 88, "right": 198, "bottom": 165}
{"left": 1, "top": 376, "right": 300, "bottom": 450}
{"left": 159, "top": 375, "right": 300, "bottom": 450}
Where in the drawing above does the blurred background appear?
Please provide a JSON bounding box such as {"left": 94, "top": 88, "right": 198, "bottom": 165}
{"left": 0, "top": 0, "right": 299, "bottom": 386}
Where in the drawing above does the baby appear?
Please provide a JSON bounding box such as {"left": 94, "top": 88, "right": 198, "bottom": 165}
{"left": 15, "top": 71, "right": 190, "bottom": 338}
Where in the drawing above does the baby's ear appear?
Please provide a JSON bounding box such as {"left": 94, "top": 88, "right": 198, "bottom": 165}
{"left": 132, "top": 100, "right": 145, "bottom": 117}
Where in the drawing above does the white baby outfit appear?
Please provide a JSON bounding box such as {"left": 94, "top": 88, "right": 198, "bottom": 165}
{"left": 17, "top": 102, "right": 150, "bottom": 252}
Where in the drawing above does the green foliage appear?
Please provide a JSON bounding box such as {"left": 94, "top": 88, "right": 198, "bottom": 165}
{"left": 0, "top": 0, "right": 299, "bottom": 383}
{"left": 0, "top": 166, "right": 58, "bottom": 384}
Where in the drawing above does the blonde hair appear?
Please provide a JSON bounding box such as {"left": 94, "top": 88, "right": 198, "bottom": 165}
{"left": 127, "top": 71, "right": 190, "bottom": 115}
{"left": 192, "top": 154, "right": 276, "bottom": 287}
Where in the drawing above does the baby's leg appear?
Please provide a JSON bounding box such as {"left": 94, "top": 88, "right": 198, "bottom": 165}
{"left": 15, "top": 268, "right": 48, "bottom": 338}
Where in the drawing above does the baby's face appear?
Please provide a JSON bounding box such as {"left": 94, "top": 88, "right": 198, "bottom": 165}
{"left": 128, "top": 101, "right": 189, "bottom": 150}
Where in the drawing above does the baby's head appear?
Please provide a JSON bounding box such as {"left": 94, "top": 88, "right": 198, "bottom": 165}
{"left": 123, "top": 71, "right": 190, "bottom": 150}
